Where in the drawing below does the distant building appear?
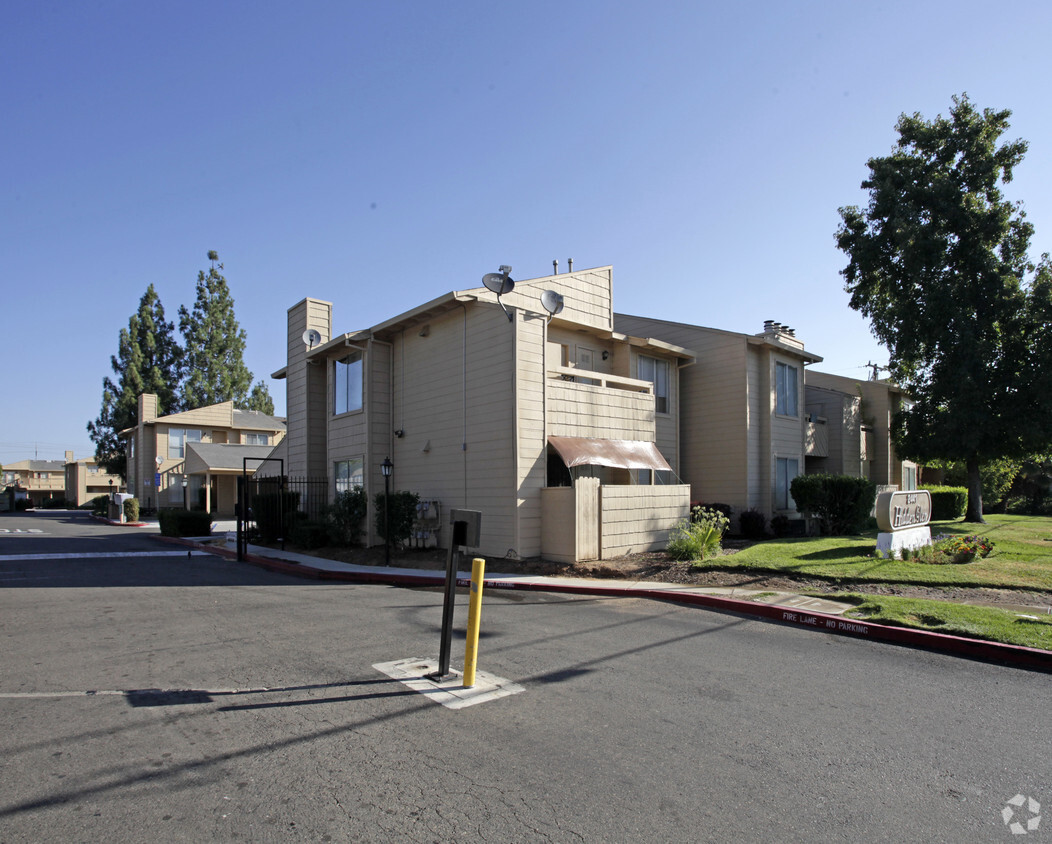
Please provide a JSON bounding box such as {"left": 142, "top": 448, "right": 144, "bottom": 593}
{"left": 2, "top": 459, "right": 67, "bottom": 506}
{"left": 122, "top": 394, "right": 286, "bottom": 515}
{"left": 63, "top": 451, "right": 123, "bottom": 507}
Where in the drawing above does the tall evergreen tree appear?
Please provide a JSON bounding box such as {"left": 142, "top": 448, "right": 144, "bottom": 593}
{"left": 87, "top": 285, "right": 182, "bottom": 479}
{"left": 179, "top": 251, "right": 254, "bottom": 410}
{"left": 245, "top": 381, "right": 276, "bottom": 416}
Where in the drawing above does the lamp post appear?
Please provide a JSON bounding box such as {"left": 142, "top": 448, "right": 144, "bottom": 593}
{"left": 182, "top": 474, "right": 189, "bottom": 511}
{"left": 381, "top": 457, "right": 393, "bottom": 566}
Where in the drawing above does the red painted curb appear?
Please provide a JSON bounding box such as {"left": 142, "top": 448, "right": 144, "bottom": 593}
{"left": 157, "top": 536, "right": 1052, "bottom": 673}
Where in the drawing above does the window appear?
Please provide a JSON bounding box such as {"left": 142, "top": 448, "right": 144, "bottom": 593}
{"left": 638, "top": 355, "right": 670, "bottom": 414}
{"left": 902, "top": 465, "right": 917, "bottom": 491}
{"left": 776, "top": 457, "right": 799, "bottom": 510}
{"left": 335, "top": 458, "right": 364, "bottom": 493}
{"left": 243, "top": 432, "right": 269, "bottom": 445}
{"left": 168, "top": 428, "right": 202, "bottom": 459}
{"left": 776, "top": 362, "right": 798, "bottom": 417}
{"left": 334, "top": 351, "right": 363, "bottom": 415}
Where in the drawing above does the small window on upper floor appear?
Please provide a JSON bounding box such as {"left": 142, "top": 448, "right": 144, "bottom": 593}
{"left": 169, "top": 428, "right": 202, "bottom": 459}
{"left": 334, "top": 351, "right": 363, "bottom": 415}
{"left": 776, "top": 362, "right": 798, "bottom": 417}
{"left": 638, "top": 355, "right": 670, "bottom": 414}
{"left": 243, "top": 432, "right": 269, "bottom": 446}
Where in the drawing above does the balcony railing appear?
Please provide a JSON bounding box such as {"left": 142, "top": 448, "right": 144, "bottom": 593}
{"left": 548, "top": 365, "right": 652, "bottom": 394}
{"left": 547, "top": 367, "right": 656, "bottom": 441}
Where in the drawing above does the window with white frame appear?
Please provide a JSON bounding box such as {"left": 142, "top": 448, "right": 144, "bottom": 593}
{"left": 334, "top": 351, "right": 363, "bottom": 415}
{"left": 335, "top": 458, "right": 364, "bottom": 493}
{"left": 776, "top": 362, "right": 798, "bottom": 417}
{"left": 638, "top": 355, "right": 670, "bottom": 414}
{"left": 776, "top": 457, "right": 799, "bottom": 510}
{"left": 902, "top": 465, "right": 917, "bottom": 491}
{"left": 243, "top": 432, "right": 269, "bottom": 445}
{"left": 168, "top": 428, "right": 202, "bottom": 459}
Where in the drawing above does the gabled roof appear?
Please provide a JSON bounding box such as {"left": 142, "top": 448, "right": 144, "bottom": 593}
{"left": 184, "top": 443, "right": 279, "bottom": 475}
{"left": 231, "top": 409, "right": 286, "bottom": 431}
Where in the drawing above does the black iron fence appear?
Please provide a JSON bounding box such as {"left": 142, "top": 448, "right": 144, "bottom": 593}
{"left": 236, "top": 475, "right": 330, "bottom": 558}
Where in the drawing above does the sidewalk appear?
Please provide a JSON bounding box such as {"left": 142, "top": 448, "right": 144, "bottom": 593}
{"left": 161, "top": 531, "right": 1052, "bottom": 672}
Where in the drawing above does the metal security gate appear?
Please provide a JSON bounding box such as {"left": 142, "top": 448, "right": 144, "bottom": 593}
{"left": 236, "top": 461, "right": 331, "bottom": 560}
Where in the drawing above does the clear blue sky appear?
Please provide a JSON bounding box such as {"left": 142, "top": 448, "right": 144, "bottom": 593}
{"left": 4, "top": 1, "right": 1051, "bottom": 463}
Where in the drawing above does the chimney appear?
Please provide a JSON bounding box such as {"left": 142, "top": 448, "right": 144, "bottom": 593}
{"left": 65, "top": 450, "right": 74, "bottom": 464}
{"left": 553, "top": 259, "right": 559, "bottom": 275}
{"left": 567, "top": 258, "right": 573, "bottom": 273}
{"left": 138, "top": 393, "right": 158, "bottom": 424}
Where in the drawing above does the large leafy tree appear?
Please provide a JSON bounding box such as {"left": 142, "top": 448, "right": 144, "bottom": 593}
{"left": 87, "top": 285, "right": 182, "bottom": 479}
{"left": 837, "top": 94, "right": 1052, "bottom": 521}
{"left": 179, "top": 251, "right": 255, "bottom": 410}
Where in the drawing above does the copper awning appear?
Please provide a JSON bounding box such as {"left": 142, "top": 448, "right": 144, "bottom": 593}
{"left": 548, "top": 436, "right": 672, "bottom": 472}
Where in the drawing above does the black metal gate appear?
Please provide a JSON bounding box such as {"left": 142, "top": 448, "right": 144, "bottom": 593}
{"left": 236, "top": 461, "right": 331, "bottom": 560}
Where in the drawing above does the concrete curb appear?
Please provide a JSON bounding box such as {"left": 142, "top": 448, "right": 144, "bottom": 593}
{"left": 158, "top": 536, "right": 1052, "bottom": 674}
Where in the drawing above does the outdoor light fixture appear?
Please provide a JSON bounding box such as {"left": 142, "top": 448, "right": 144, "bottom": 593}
{"left": 381, "top": 457, "right": 393, "bottom": 565}
{"left": 182, "top": 473, "right": 189, "bottom": 510}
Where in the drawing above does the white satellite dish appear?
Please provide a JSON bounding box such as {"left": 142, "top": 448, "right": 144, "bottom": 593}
{"left": 482, "top": 266, "right": 515, "bottom": 321}
{"left": 540, "top": 290, "right": 564, "bottom": 324}
{"left": 302, "top": 328, "right": 322, "bottom": 349}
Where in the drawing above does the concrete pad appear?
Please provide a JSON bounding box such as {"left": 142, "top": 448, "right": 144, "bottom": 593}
{"left": 374, "top": 657, "right": 525, "bottom": 710}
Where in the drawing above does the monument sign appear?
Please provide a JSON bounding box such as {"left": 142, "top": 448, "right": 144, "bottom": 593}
{"left": 875, "top": 489, "right": 932, "bottom": 558}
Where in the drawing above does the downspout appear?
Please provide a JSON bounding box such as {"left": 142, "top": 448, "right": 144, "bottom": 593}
{"left": 512, "top": 309, "right": 520, "bottom": 557}
{"left": 461, "top": 302, "right": 469, "bottom": 508}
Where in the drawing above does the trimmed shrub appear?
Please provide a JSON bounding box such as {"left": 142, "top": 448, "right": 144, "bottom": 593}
{"left": 738, "top": 508, "right": 767, "bottom": 540}
{"left": 328, "top": 486, "right": 368, "bottom": 546}
{"left": 89, "top": 495, "right": 109, "bottom": 514}
{"left": 926, "top": 485, "right": 967, "bottom": 521}
{"left": 791, "top": 474, "right": 876, "bottom": 535}
{"left": 374, "top": 490, "right": 420, "bottom": 547}
{"left": 123, "top": 497, "right": 140, "bottom": 523}
{"left": 252, "top": 490, "right": 301, "bottom": 542}
{"left": 158, "top": 508, "right": 212, "bottom": 537}
{"left": 289, "top": 520, "right": 331, "bottom": 549}
{"left": 770, "top": 514, "right": 791, "bottom": 537}
{"left": 41, "top": 498, "right": 68, "bottom": 509}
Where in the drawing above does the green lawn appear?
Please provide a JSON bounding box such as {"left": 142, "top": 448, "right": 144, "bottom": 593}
{"left": 689, "top": 515, "right": 1052, "bottom": 651}
{"left": 833, "top": 593, "right": 1052, "bottom": 651}
{"left": 697, "top": 514, "right": 1052, "bottom": 592}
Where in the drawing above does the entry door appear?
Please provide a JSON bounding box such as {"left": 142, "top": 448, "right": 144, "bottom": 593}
{"left": 576, "top": 346, "right": 598, "bottom": 385}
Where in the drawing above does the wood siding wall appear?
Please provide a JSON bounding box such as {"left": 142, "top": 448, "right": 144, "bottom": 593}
{"left": 470, "top": 266, "right": 614, "bottom": 332}
{"left": 600, "top": 484, "right": 690, "bottom": 557}
{"left": 547, "top": 380, "right": 655, "bottom": 440}
{"left": 286, "top": 298, "right": 332, "bottom": 477}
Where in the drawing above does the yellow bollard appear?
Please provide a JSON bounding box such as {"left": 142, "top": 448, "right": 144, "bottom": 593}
{"left": 462, "top": 557, "right": 486, "bottom": 687}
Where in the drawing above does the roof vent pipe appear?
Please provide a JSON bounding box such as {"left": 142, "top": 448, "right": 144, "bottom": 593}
{"left": 553, "top": 259, "right": 558, "bottom": 275}
{"left": 568, "top": 258, "right": 573, "bottom": 272}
